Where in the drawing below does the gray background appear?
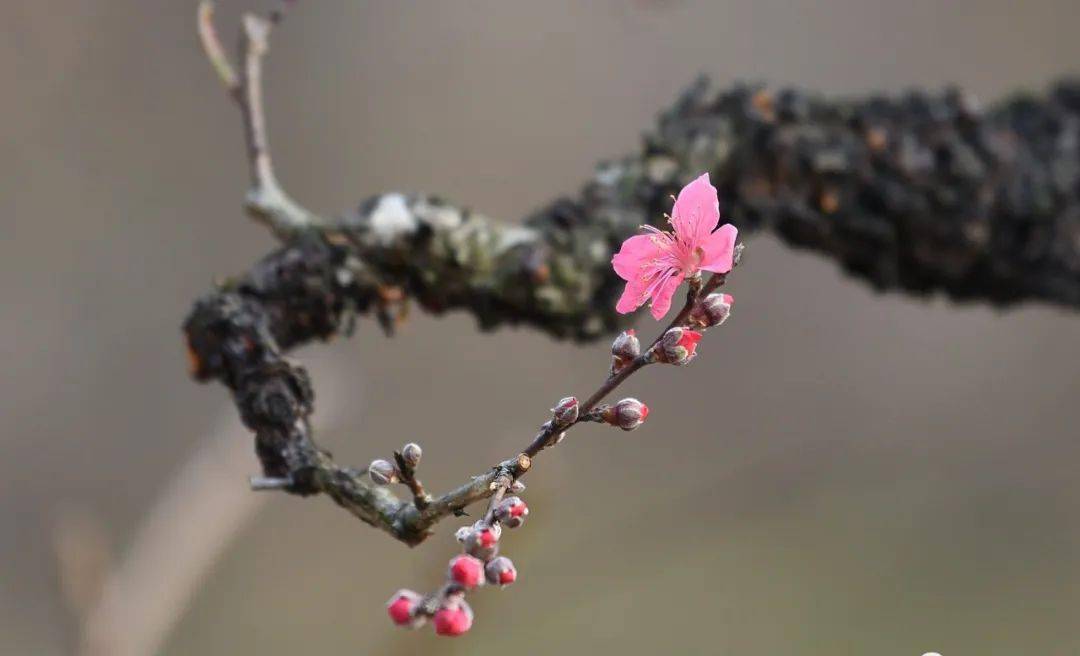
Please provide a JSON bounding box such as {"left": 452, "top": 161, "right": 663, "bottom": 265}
{"left": 2, "top": 1, "right": 1078, "bottom": 654}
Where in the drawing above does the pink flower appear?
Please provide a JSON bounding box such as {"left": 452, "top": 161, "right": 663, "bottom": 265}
{"left": 612, "top": 173, "right": 738, "bottom": 319}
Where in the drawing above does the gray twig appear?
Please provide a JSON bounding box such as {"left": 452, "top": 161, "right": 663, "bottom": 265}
{"left": 198, "top": 2, "right": 324, "bottom": 237}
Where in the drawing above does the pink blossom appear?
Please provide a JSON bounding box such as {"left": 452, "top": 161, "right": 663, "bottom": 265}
{"left": 612, "top": 173, "right": 738, "bottom": 319}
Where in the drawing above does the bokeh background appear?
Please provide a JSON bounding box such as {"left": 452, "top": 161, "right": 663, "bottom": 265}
{"left": 3, "top": 1, "right": 1079, "bottom": 654}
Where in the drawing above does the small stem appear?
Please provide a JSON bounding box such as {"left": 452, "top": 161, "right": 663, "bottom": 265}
{"left": 249, "top": 475, "right": 292, "bottom": 490}
{"left": 393, "top": 451, "right": 431, "bottom": 510}
{"left": 196, "top": 2, "right": 238, "bottom": 92}
{"left": 481, "top": 474, "right": 512, "bottom": 524}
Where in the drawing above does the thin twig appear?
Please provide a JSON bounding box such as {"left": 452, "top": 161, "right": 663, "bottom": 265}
{"left": 249, "top": 475, "right": 293, "bottom": 490}
{"left": 198, "top": 1, "right": 324, "bottom": 236}
{"left": 393, "top": 450, "right": 431, "bottom": 510}
{"left": 480, "top": 473, "right": 512, "bottom": 525}
{"left": 196, "top": 1, "right": 238, "bottom": 92}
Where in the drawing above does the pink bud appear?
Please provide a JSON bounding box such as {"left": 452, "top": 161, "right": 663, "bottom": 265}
{"left": 655, "top": 327, "right": 702, "bottom": 365}
{"left": 689, "top": 293, "right": 733, "bottom": 328}
{"left": 602, "top": 398, "right": 649, "bottom": 431}
{"left": 464, "top": 524, "right": 500, "bottom": 559}
{"left": 448, "top": 554, "right": 485, "bottom": 589}
{"left": 433, "top": 599, "right": 474, "bottom": 637}
{"left": 485, "top": 556, "right": 518, "bottom": 587}
{"left": 386, "top": 589, "right": 424, "bottom": 628}
{"left": 509, "top": 480, "right": 527, "bottom": 494}
{"left": 495, "top": 496, "right": 529, "bottom": 528}
{"left": 369, "top": 459, "right": 399, "bottom": 485}
{"left": 551, "top": 396, "right": 579, "bottom": 426}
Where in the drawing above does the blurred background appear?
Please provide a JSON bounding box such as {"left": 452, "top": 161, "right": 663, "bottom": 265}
{"left": 3, "top": 1, "right": 1079, "bottom": 654}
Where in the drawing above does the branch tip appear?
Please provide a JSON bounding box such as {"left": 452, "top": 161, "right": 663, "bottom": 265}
{"left": 196, "top": 1, "right": 238, "bottom": 92}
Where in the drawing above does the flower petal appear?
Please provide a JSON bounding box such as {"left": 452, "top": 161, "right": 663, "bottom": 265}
{"left": 649, "top": 272, "right": 684, "bottom": 320}
{"left": 615, "top": 279, "right": 648, "bottom": 314}
{"left": 671, "top": 173, "right": 720, "bottom": 245}
{"left": 612, "top": 234, "right": 663, "bottom": 282}
{"left": 699, "top": 223, "right": 738, "bottom": 274}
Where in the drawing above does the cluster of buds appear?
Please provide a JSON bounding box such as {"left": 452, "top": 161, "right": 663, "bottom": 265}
{"left": 388, "top": 492, "right": 527, "bottom": 636}
{"left": 381, "top": 174, "right": 742, "bottom": 639}
{"left": 386, "top": 588, "right": 476, "bottom": 636}
{"left": 368, "top": 442, "right": 425, "bottom": 486}
{"left": 369, "top": 442, "right": 432, "bottom": 508}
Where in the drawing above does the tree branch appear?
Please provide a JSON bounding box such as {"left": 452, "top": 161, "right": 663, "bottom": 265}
{"left": 187, "top": 4, "right": 1080, "bottom": 546}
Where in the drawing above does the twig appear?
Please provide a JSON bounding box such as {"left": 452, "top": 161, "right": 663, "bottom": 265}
{"left": 393, "top": 449, "right": 431, "bottom": 510}
{"left": 198, "top": 1, "right": 324, "bottom": 236}
{"left": 196, "top": 1, "right": 237, "bottom": 92}
{"left": 249, "top": 475, "right": 292, "bottom": 490}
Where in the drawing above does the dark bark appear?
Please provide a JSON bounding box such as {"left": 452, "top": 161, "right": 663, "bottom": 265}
{"left": 184, "top": 78, "right": 1080, "bottom": 544}
{"left": 656, "top": 79, "right": 1080, "bottom": 305}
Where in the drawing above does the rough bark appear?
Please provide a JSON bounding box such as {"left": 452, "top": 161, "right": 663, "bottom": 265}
{"left": 185, "top": 72, "right": 1080, "bottom": 544}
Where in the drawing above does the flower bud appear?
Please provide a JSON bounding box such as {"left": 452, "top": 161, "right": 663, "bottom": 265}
{"left": 368, "top": 459, "right": 399, "bottom": 485}
{"left": 386, "top": 589, "right": 425, "bottom": 628}
{"left": 400, "top": 442, "right": 423, "bottom": 467}
{"left": 485, "top": 556, "right": 518, "bottom": 587}
{"left": 495, "top": 496, "right": 529, "bottom": 528}
{"left": 610, "top": 329, "right": 641, "bottom": 374}
{"left": 551, "top": 396, "right": 579, "bottom": 426}
{"left": 474, "top": 519, "right": 502, "bottom": 538}
{"left": 433, "top": 599, "right": 474, "bottom": 636}
{"left": 509, "top": 480, "right": 527, "bottom": 494}
{"left": 448, "top": 554, "right": 485, "bottom": 589}
{"left": 611, "top": 329, "right": 641, "bottom": 359}
{"left": 602, "top": 398, "right": 649, "bottom": 431}
{"left": 463, "top": 524, "right": 500, "bottom": 560}
{"left": 454, "top": 526, "right": 473, "bottom": 543}
{"left": 689, "top": 293, "right": 733, "bottom": 328}
{"left": 655, "top": 327, "right": 702, "bottom": 365}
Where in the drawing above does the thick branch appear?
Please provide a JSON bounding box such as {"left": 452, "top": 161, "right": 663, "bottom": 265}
{"left": 189, "top": 5, "right": 1080, "bottom": 547}
{"left": 329, "top": 79, "right": 1080, "bottom": 309}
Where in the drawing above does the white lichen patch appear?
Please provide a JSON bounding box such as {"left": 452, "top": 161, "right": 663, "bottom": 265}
{"left": 367, "top": 193, "right": 420, "bottom": 243}
{"left": 414, "top": 199, "right": 464, "bottom": 231}
{"left": 495, "top": 226, "right": 538, "bottom": 252}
